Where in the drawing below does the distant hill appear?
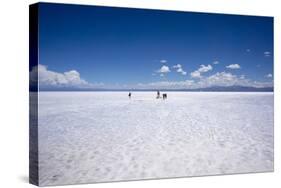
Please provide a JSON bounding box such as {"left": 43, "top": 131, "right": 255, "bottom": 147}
{"left": 188, "top": 86, "right": 274, "bottom": 92}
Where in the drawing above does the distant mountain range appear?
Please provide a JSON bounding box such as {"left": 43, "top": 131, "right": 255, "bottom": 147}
{"left": 32, "top": 85, "right": 274, "bottom": 92}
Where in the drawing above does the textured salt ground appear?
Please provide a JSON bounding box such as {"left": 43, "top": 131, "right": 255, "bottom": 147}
{"left": 37, "top": 92, "right": 273, "bottom": 186}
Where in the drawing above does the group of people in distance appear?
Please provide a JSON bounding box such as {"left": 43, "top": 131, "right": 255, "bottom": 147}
{"left": 156, "top": 90, "right": 167, "bottom": 100}
{"left": 128, "top": 90, "right": 167, "bottom": 100}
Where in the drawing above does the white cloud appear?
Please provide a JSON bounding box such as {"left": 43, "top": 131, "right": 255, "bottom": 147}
{"left": 177, "top": 68, "right": 187, "bottom": 75}
{"left": 190, "top": 71, "right": 201, "bottom": 78}
{"left": 30, "top": 64, "right": 272, "bottom": 91}
{"left": 181, "top": 71, "right": 187, "bottom": 75}
{"left": 199, "top": 72, "right": 238, "bottom": 87}
{"left": 135, "top": 72, "right": 273, "bottom": 89}
{"left": 173, "top": 64, "right": 182, "bottom": 69}
{"left": 64, "top": 70, "right": 87, "bottom": 85}
{"left": 226, "top": 64, "right": 241, "bottom": 69}
{"left": 190, "top": 64, "right": 212, "bottom": 78}
{"left": 160, "top": 59, "right": 167, "bottom": 63}
{"left": 134, "top": 71, "right": 272, "bottom": 89}
{"left": 30, "top": 64, "right": 96, "bottom": 89}
{"left": 137, "top": 80, "right": 195, "bottom": 89}
{"left": 198, "top": 64, "right": 213, "bottom": 72}
{"left": 177, "top": 68, "right": 183, "bottom": 73}
{"left": 197, "top": 72, "right": 272, "bottom": 88}
{"left": 266, "top": 73, "right": 273, "bottom": 78}
{"left": 264, "top": 51, "right": 271, "bottom": 57}
{"left": 213, "top": 61, "right": 219, "bottom": 65}
{"left": 157, "top": 65, "right": 170, "bottom": 73}
{"left": 173, "top": 64, "right": 187, "bottom": 75}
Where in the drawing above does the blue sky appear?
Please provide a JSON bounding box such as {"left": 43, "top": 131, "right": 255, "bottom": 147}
{"left": 33, "top": 3, "right": 273, "bottom": 90}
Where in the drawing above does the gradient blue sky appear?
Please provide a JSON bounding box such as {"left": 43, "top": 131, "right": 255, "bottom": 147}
{"left": 35, "top": 3, "right": 273, "bottom": 89}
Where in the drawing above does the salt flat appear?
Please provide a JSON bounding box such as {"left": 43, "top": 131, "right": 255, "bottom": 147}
{"left": 37, "top": 92, "right": 273, "bottom": 186}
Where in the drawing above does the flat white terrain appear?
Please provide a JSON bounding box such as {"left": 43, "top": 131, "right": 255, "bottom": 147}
{"left": 37, "top": 92, "right": 273, "bottom": 186}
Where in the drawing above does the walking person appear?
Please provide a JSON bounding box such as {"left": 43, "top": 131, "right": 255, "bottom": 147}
{"left": 128, "top": 92, "right": 131, "bottom": 99}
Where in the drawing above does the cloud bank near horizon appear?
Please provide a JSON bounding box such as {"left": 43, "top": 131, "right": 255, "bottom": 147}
{"left": 30, "top": 64, "right": 273, "bottom": 90}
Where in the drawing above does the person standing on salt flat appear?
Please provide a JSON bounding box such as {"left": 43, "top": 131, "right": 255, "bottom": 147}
{"left": 163, "top": 93, "right": 167, "bottom": 100}
{"left": 128, "top": 92, "right": 131, "bottom": 99}
{"left": 156, "top": 90, "right": 160, "bottom": 99}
